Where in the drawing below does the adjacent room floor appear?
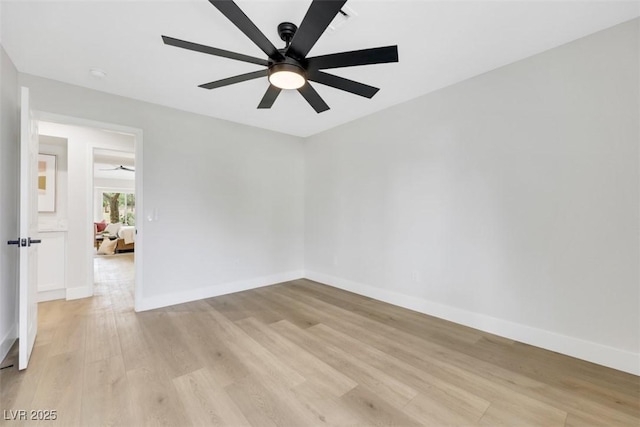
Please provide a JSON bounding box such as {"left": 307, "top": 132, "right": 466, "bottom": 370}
{"left": 1, "top": 269, "right": 638, "bottom": 425}
{"left": 93, "top": 252, "right": 135, "bottom": 290}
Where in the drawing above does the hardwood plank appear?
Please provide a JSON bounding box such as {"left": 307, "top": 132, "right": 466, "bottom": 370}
{"left": 479, "top": 398, "right": 568, "bottom": 426}
{"left": 37, "top": 298, "right": 89, "bottom": 326}
{"left": 293, "top": 279, "right": 470, "bottom": 333}
{"left": 32, "top": 318, "right": 57, "bottom": 349}
{"left": 0, "top": 341, "right": 52, "bottom": 414}
{"left": 48, "top": 316, "right": 87, "bottom": 357}
{"left": 172, "top": 368, "right": 250, "bottom": 426}
{"left": 205, "top": 290, "right": 283, "bottom": 324}
{"left": 204, "top": 308, "right": 306, "bottom": 389}
{"left": 170, "top": 312, "right": 250, "bottom": 387}
{"left": 403, "top": 392, "right": 487, "bottom": 426}
{"left": 85, "top": 307, "right": 122, "bottom": 363}
{"left": 228, "top": 369, "right": 349, "bottom": 427}
{"left": 126, "top": 366, "right": 189, "bottom": 426}
{"left": 271, "top": 319, "right": 418, "bottom": 408}
{"left": 81, "top": 356, "right": 133, "bottom": 426}
{"left": 291, "top": 380, "right": 364, "bottom": 426}
{"left": 340, "top": 385, "right": 423, "bottom": 427}
{"left": 114, "top": 310, "right": 156, "bottom": 372}
{"left": 160, "top": 299, "right": 215, "bottom": 314}
{"left": 308, "top": 322, "right": 490, "bottom": 420}
{"left": 136, "top": 311, "right": 204, "bottom": 379}
{"left": 29, "top": 350, "right": 85, "bottom": 426}
{"left": 253, "top": 286, "right": 324, "bottom": 329}
{"left": 235, "top": 316, "right": 357, "bottom": 396}
{"left": 461, "top": 333, "right": 640, "bottom": 417}
{"left": 296, "top": 279, "right": 481, "bottom": 345}
{"left": 225, "top": 377, "right": 312, "bottom": 427}
{"left": 564, "top": 409, "right": 640, "bottom": 427}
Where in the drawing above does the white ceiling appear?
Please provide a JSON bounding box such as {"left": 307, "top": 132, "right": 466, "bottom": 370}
{"left": 94, "top": 148, "right": 135, "bottom": 180}
{"left": 2, "top": 1, "right": 638, "bottom": 137}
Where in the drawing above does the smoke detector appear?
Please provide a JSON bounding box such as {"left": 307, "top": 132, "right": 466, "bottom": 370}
{"left": 89, "top": 68, "right": 107, "bottom": 79}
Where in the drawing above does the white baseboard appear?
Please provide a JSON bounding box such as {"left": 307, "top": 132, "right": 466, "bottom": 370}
{"left": 304, "top": 270, "right": 640, "bottom": 376}
{"left": 66, "top": 286, "right": 93, "bottom": 300}
{"left": 38, "top": 283, "right": 65, "bottom": 292}
{"left": 39, "top": 288, "right": 66, "bottom": 302}
{"left": 0, "top": 323, "right": 17, "bottom": 364}
{"left": 138, "top": 270, "right": 305, "bottom": 312}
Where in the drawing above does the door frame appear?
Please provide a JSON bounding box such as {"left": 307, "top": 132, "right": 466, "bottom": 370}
{"left": 34, "top": 111, "right": 144, "bottom": 312}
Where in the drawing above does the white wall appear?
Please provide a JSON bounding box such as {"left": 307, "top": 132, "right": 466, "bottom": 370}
{"left": 305, "top": 19, "right": 639, "bottom": 374}
{"left": 0, "top": 44, "right": 19, "bottom": 362}
{"left": 94, "top": 178, "right": 134, "bottom": 190}
{"left": 21, "top": 74, "right": 305, "bottom": 309}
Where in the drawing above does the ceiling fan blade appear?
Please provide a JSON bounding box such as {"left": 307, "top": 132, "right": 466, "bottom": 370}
{"left": 257, "top": 85, "right": 282, "bottom": 109}
{"left": 99, "top": 165, "right": 135, "bottom": 172}
{"left": 162, "top": 36, "right": 268, "bottom": 66}
{"left": 199, "top": 69, "right": 268, "bottom": 90}
{"left": 208, "top": 0, "right": 283, "bottom": 60}
{"left": 287, "top": 0, "right": 347, "bottom": 60}
{"left": 298, "top": 82, "right": 330, "bottom": 113}
{"left": 307, "top": 45, "right": 398, "bottom": 70}
{"left": 307, "top": 71, "right": 379, "bottom": 98}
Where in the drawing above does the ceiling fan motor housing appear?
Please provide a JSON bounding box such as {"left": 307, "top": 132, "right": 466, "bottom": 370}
{"left": 277, "top": 22, "right": 298, "bottom": 46}
{"left": 269, "top": 56, "right": 306, "bottom": 76}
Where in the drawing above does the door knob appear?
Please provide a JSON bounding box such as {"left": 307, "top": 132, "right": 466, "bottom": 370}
{"left": 7, "top": 238, "right": 41, "bottom": 246}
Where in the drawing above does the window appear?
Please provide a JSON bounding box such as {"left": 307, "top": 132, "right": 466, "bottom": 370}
{"left": 102, "top": 192, "right": 135, "bottom": 225}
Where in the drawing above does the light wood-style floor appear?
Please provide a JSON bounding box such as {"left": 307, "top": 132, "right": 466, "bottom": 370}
{"left": 1, "top": 255, "right": 638, "bottom": 426}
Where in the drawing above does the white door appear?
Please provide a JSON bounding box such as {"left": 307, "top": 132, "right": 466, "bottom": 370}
{"left": 18, "top": 86, "right": 39, "bottom": 370}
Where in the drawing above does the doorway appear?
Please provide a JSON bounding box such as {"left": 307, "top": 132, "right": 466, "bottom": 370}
{"left": 93, "top": 148, "right": 136, "bottom": 304}
{"left": 35, "top": 112, "right": 143, "bottom": 311}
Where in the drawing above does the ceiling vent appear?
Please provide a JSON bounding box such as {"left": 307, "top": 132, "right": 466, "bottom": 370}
{"left": 328, "top": 6, "right": 358, "bottom": 32}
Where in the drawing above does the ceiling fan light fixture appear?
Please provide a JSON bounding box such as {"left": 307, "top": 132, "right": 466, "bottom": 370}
{"left": 268, "top": 63, "right": 306, "bottom": 90}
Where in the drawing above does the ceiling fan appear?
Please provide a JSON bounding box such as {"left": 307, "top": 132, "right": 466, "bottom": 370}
{"left": 99, "top": 165, "right": 135, "bottom": 172}
{"left": 162, "top": 0, "right": 399, "bottom": 113}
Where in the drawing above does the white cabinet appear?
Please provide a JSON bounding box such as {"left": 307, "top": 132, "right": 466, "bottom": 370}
{"left": 37, "top": 231, "right": 66, "bottom": 302}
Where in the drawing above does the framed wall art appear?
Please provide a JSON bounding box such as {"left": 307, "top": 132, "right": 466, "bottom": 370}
{"left": 38, "top": 153, "right": 57, "bottom": 212}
